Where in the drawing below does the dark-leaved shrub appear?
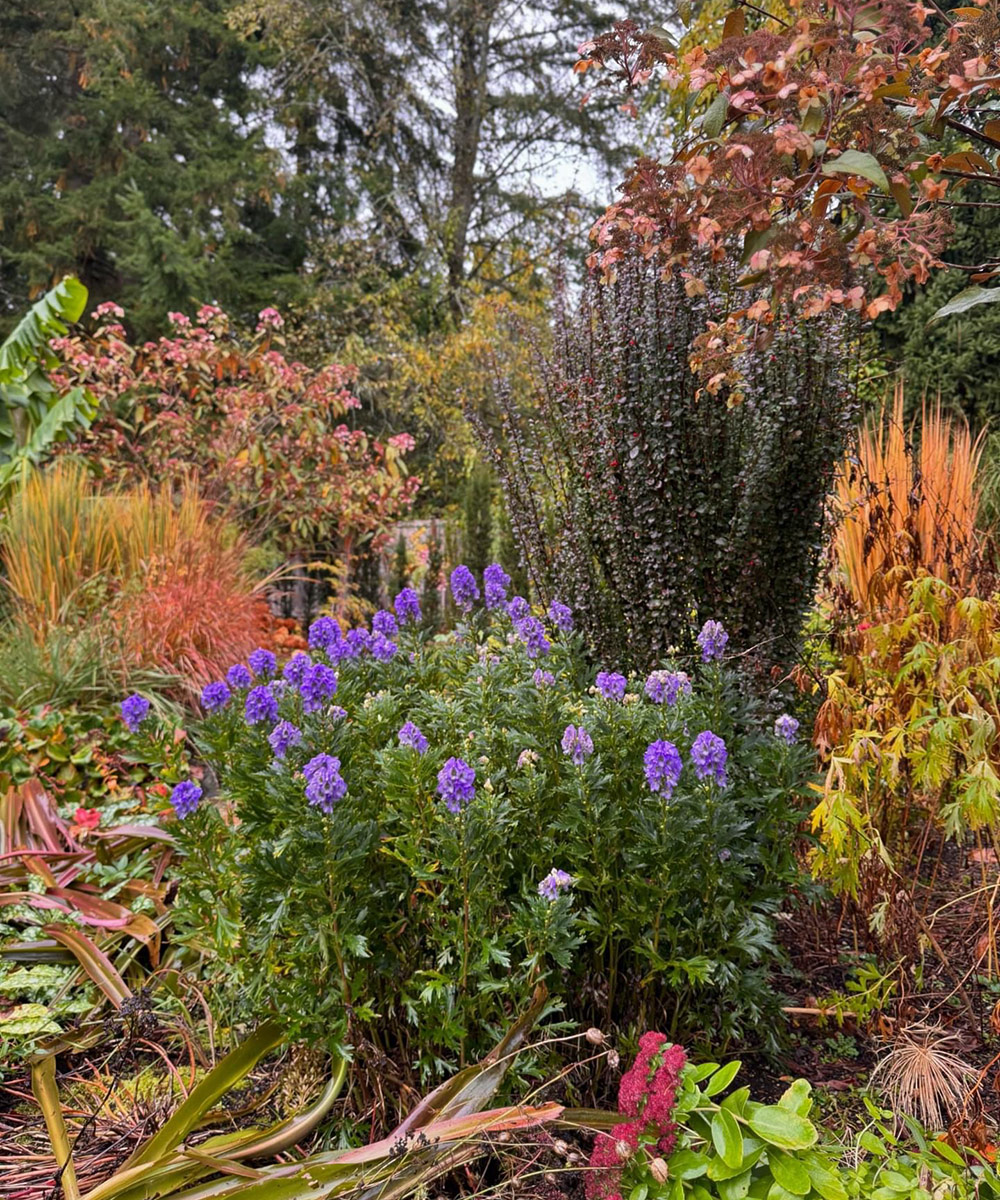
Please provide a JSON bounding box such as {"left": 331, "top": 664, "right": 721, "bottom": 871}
{"left": 480, "top": 258, "right": 858, "bottom": 671}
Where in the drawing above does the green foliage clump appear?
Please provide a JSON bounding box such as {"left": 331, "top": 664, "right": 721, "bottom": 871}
{"left": 623, "top": 1053, "right": 1000, "bottom": 1200}
{"left": 168, "top": 593, "right": 811, "bottom": 1082}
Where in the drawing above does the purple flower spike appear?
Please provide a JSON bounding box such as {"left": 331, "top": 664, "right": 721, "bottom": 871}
{"left": 775, "top": 714, "right": 800, "bottom": 743}
{"left": 300, "top": 662, "right": 338, "bottom": 714}
{"left": 483, "top": 563, "right": 511, "bottom": 610}
{"left": 372, "top": 609, "right": 398, "bottom": 638}
{"left": 226, "top": 663, "right": 252, "bottom": 690}
{"left": 561, "top": 724, "right": 593, "bottom": 766}
{"left": 644, "top": 740, "right": 683, "bottom": 798}
{"left": 308, "top": 616, "right": 342, "bottom": 654}
{"left": 170, "top": 781, "right": 203, "bottom": 818}
{"left": 282, "top": 652, "right": 312, "bottom": 686}
{"left": 644, "top": 670, "right": 692, "bottom": 705}
{"left": 120, "top": 694, "right": 150, "bottom": 732}
{"left": 394, "top": 587, "right": 422, "bottom": 624}
{"left": 450, "top": 566, "right": 480, "bottom": 612}
{"left": 201, "top": 681, "right": 231, "bottom": 712}
{"left": 516, "top": 616, "right": 550, "bottom": 658}
{"left": 304, "top": 753, "right": 347, "bottom": 813}
{"left": 596, "top": 671, "right": 627, "bottom": 701}
{"left": 269, "top": 720, "right": 303, "bottom": 760}
{"left": 697, "top": 619, "right": 729, "bottom": 663}
{"left": 437, "top": 757, "right": 476, "bottom": 813}
{"left": 538, "top": 868, "right": 573, "bottom": 901}
{"left": 248, "top": 648, "right": 277, "bottom": 678}
{"left": 548, "top": 600, "right": 573, "bottom": 632}
{"left": 398, "top": 721, "right": 429, "bottom": 754}
{"left": 507, "top": 595, "right": 530, "bottom": 622}
{"left": 245, "top": 685, "right": 279, "bottom": 726}
{"left": 691, "top": 730, "right": 728, "bottom": 786}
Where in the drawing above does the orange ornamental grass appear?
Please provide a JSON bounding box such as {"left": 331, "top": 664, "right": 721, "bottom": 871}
{"left": 833, "top": 384, "right": 986, "bottom": 625}
{"left": 2, "top": 462, "right": 267, "bottom": 703}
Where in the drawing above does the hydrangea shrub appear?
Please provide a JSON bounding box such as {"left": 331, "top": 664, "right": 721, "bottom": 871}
{"left": 164, "top": 569, "right": 811, "bottom": 1075}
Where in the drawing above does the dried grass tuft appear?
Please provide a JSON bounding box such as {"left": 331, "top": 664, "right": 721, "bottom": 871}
{"left": 869, "top": 1022, "right": 977, "bottom": 1130}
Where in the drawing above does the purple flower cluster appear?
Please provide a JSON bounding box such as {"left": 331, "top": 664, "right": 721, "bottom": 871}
{"left": 344, "top": 628, "right": 371, "bottom": 656}
{"left": 643, "top": 740, "right": 683, "bottom": 797}
{"left": 201, "top": 681, "right": 231, "bottom": 712}
{"left": 372, "top": 609, "right": 398, "bottom": 638}
{"left": 398, "top": 721, "right": 429, "bottom": 754}
{"left": 282, "top": 652, "right": 312, "bottom": 686}
{"left": 170, "top": 781, "right": 202, "bottom": 818}
{"left": 121, "top": 693, "right": 150, "bottom": 732}
{"left": 300, "top": 662, "right": 338, "bottom": 713}
{"left": 548, "top": 600, "right": 573, "bottom": 633}
{"left": 507, "top": 595, "right": 530, "bottom": 622}
{"left": 691, "top": 730, "right": 728, "bottom": 785}
{"left": 533, "top": 669, "right": 555, "bottom": 687}
{"left": 538, "top": 868, "right": 573, "bottom": 901}
{"left": 226, "top": 663, "right": 252, "bottom": 690}
{"left": 308, "top": 616, "right": 342, "bottom": 654}
{"left": 644, "top": 670, "right": 692, "bottom": 705}
{"left": 483, "top": 563, "right": 511, "bottom": 609}
{"left": 697, "top": 619, "right": 729, "bottom": 663}
{"left": 437, "top": 757, "right": 476, "bottom": 813}
{"left": 394, "top": 587, "right": 422, "bottom": 624}
{"left": 245, "top": 685, "right": 279, "bottom": 726}
{"left": 371, "top": 632, "right": 398, "bottom": 662}
{"left": 774, "top": 714, "right": 800, "bottom": 744}
{"left": 561, "top": 724, "right": 594, "bottom": 766}
{"left": 269, "top": 720, "right": 303, "bottom": 760}
{"left": 450, "top": 565, "right": 480, "bottom": 612}
{"left": 304, "top": 753, "right": 347, "bottom": 813}
{"left": 516, "top": 616, "right": 550, "bottom": 659}
{"left": 248, "top": 648, "right": 277, "bottom": 678}
{"left": 596, "top": 671, "right": 627, "bottom": 702}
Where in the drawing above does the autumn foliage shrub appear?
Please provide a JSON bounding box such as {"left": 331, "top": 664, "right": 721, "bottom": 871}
{"left": 51, "top": 303, "right": 419, "bottom": 595}
{"left": 483, "top": 259, "right": 857, "bottom": 671}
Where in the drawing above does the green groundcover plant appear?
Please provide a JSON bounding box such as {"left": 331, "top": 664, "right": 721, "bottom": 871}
{"left": 130, "top": 566, "right": 813, "bottom": 1079}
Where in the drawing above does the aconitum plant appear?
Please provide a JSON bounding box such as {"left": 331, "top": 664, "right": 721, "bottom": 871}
{"left": 170, "top": 781, "right": 202, "bottom": 818}
{"left": 450, "top": 565, "right": 480, "bottom": 612}
{"left": 644, "top": 740, "right": 683, "bottom": 798}
{"left": 245, "top": 685, "right": 279, "bottom": 726}
{"left": 120, "top": 693, "right": 150, "bottom": 732}
{"left": 596, "top": 671, "right": 627, "bottom": 702}
{"left": 201, "top": 681, "right": 231, "bottom": 712}
{"left": 690, "top": 730, "right": 728, "bottom": 786}
{"left": 394, "top": 587, "right": 421, "bottom": 624}
{"left": 372, "top": 610, "right": 398, "bottom": 638}
{"left": 561, "top": 724, "right": 594, "bottom": 766}
{"left": 483, "top": 563, "right": 511, "bottom": 610}
{"left": 248, "top": 648, "right": 277, "bottom": 678}
{"left": 437, "top": 757, "right": 476, "bottom": 812}
{"left": 171, "top": 606, "right": 810, "bottom": 1073}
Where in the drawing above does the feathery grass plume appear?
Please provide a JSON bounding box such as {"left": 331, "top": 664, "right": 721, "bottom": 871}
{"left": 2, "top": 458, "right": 120, "bottom": 630}
{"left": 869, "top": 1023, "right": 976, "bottom": 1131}
{"left": 833, "top": 383, "right": 986, "bottom": 625}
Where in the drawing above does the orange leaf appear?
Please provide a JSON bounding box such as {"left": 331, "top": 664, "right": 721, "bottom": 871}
{"left": 722, "top": 8, "right": 745, "bottom": 39}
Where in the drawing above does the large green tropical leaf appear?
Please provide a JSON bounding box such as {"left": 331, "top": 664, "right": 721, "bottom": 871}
{"left": 0, "top": 276, "right": 96, "bottom": 500}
